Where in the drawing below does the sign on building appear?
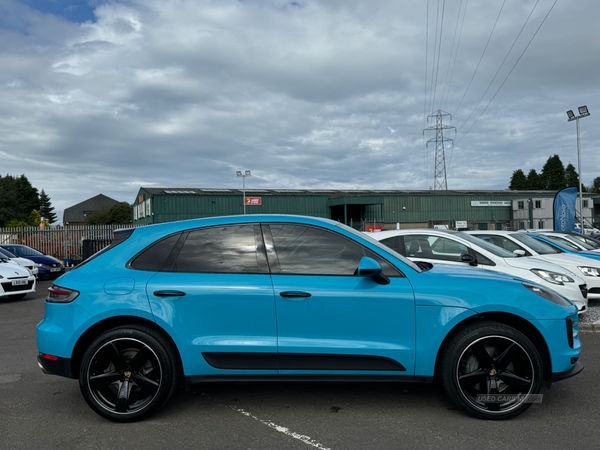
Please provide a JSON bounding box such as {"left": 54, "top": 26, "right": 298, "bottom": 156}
{"left": 471, "top": 201, "right": 511, "bottom": 207}
{"left": 245, "top": 197, "right": 262, "bottom": 205}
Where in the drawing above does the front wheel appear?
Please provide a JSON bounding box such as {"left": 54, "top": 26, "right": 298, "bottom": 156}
{"left": 79, "top": 325, "right": 179, "bottom": 422}
{"left": 440, "top": 321, "right": 544, "bottom": 420}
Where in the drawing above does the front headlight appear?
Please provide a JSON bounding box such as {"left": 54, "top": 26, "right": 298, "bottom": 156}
{"left": 522, "top": 282, "right": 573, "bottom": 306}
{"left": 530, "top": 269, "right": 574, "bottom": 285}
{"left": 36, "top": 263, "right": 43, "bottom": 267}
{"left": 579, "top": 266, "right": 600, "bottom": 277}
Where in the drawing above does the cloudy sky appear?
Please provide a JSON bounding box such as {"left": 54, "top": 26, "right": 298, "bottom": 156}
{"left": 2, "top": 0, "right": 599, "bottom": 223}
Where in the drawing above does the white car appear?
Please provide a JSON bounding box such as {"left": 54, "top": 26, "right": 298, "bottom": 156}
{"left": 0, "top": 257, "right": 37, "bottom": 300}
{"left": 465, "top": 230, "right": 600, "bottom": 306}
{"left": 369, "top": 229, "right": 588, "bottom": 314}
{"left": 537, "top": 232, "right": 600, "bottom": 253}
{"left": 0, "top": 247, "right": 38, "bottom": 277}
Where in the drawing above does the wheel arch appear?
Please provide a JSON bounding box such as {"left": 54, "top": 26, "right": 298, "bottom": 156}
{"left": 70, "top": 316, "right": 183, "bottom": 381}
{"left": 434, "top": 312, "right": 552, "bottom": 381}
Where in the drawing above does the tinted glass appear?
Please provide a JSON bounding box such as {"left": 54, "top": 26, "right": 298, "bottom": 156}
{"left": 269, "top": 224, "right": 364, "bottom": 275}
{"left": 454, "top": 232, "right": 515, "bottom": 257}
{"left": 509, "top": 233, "right": 562, "bottom": 254}
{"left": 0, "top": 248, "right": 17, "bottom": 258}
{"left": 380, "top": 236, "right": 405, "bottom": 255}
{"left": 4, "top": 246, "right": 43, "bottom": 257}
{"left": 405, "top": 235, "right": 468, "bottom": 262}
{"left": 131, "top": 233, "right": 180, "bottom": 271}
{"left": 174, "top": 225, "right": 266, "bottom": 274}
{"left": 474, "top": 234, "right": 526, "bottom": 254}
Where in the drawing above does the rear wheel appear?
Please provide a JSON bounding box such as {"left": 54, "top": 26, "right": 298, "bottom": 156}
{"left": 440, "top": 321, "right": 544, "bottom": 420}
{"left": 79, "top": 325, "right": 179, "bottom": 422}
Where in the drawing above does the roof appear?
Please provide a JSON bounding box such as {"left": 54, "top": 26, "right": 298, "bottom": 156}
{"left": 138, "top": 187, "right": 569, "bottom": 197}
{"left": 63, "top": 194, "right": 120, "bottom": 223}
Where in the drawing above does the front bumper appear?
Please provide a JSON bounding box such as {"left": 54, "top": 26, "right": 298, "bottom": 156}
{"left": 551, "top": 361, "right": 584, "bottom": 382}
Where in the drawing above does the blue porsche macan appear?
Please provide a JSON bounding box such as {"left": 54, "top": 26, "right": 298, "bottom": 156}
{"left": 37, "top": 215, "right": 582, "bottom": 422}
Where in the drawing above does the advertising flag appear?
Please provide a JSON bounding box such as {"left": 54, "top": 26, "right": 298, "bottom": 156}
{"left": 553, "top": 187, "right": 577, "bottom": 232}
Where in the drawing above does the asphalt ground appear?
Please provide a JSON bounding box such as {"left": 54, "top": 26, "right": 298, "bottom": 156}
{"left": 1, "top": 280, "right": 600, "bottom": 450}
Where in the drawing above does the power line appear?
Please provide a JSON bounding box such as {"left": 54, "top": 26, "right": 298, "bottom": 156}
{"left": 455, "top": 0, "right": 560, "bottom": 145}
{"left": 431, "top": 0, "right": 447, "bottom": 112}
{"left": 452, "top": 0, "right": 507, "bottom": 117}
{"left": 442, "top": 0, "right": 469, "bottom": 110}
{"left": 440, "top": 0, "right": 465, "bottom": 110}
{"left": 429, "top": 0, "right": 441, "bottom": 114}
{"left": 456, "top": 0, "right": 542, "bottom": 134}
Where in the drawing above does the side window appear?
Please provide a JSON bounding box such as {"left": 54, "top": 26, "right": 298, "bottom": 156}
{"left": 268, "top": 224, "right": 365, "bottom": 276}
{"left": 380, "top": 236, "right": 405, "bottom": 256}
{"left": 471, "top": 250, "right": 494, "bottom": 266}
{"left": 130, "top": 233, "right": 181, "bottom": 271}
{"left": 477, "top": 234, "right": 525, "bottom": 254}
{"left": 406, "top": 235, "right": 467, "bottom": 262}
{"left": 173, "top": 225, "right": 267, "bottom": 274}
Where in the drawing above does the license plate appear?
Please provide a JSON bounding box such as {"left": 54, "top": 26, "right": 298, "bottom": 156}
{"left": 12, "top": 279, "right": 28, "bottom": 286}
{"left": 50, "top": 268, "right": 60, "bottom": 272}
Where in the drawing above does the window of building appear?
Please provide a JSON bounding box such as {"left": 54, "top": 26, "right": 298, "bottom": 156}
{"left": 583, "top": 200, "right": 589, "bottom": 208}
{"left": 518, "top": 201, "right": 524, "bottom": 209}
{"left": 534, "top": 200, "right": 542, "bottom": 209}
{"left": 538, "top": 221, "right": 544, "bottom": 229}
{"left": 146, "top": 199, "right": 151, "bottom": 217}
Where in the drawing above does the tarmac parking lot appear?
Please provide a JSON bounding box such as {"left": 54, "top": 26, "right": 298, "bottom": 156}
{"left": 1, "top": 280, "right": 600, "bottom": 450}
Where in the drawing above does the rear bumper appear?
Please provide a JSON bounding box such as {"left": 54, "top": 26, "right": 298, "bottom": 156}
{"left": 37, "top": 352, "right": 75, "bottom": 379}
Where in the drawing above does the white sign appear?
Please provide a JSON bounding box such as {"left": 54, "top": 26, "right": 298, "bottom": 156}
{"left": 456, "top": 221, "right": 468, "bottom": 228}
{"left": 471, "top": 201, "right": 511, "bottom": 207}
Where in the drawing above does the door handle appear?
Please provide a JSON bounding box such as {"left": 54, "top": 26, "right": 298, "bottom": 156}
{"left": 280, "top": 291, "right": 311, "bottom": 298}
{"left": 153, "top": 290, "right": 186, "bottom": 297}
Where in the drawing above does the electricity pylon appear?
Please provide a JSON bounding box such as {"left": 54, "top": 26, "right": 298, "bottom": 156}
{"left": 423, "top": 110, "right": 456, "bottom": 190}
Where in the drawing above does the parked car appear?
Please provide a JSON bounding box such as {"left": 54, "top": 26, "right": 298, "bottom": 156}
{"left": 537, "top": 232, "right": 600, "bottom": 253}
{"left": 550, "top": 232, "right": 600, "bottom": 250}
{"left": 464, "top": 230, "right": 600, "bottom": 302}
{"left": 0, "top": 257, "right": 37, "bottom": 300}
{"left": 528, "top": 233, "right": 600, "bottom": 262}
{"left": 0, "top": 247, "right": 38, "bottom": 277}
{"left": 0, "top": 244, "right": 64, "bottom": 279}
{"left": 368, "top": 229, "right": 588, "bottom": 314}
{"left": 37, "top": 215, "right": 581, "bottom": 422}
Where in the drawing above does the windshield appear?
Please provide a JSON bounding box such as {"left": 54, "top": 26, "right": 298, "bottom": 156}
{"left": 337, "top": 223, "right": 423, "bottom": 272}
{"left": 555, "top": 234, "right": 595, "bottom": 250}
{"left": 569, "top": 234, "right": 600, "bottom": 249}
{"left": 537, "top": 234, "right": 582, "bottom": 251}
{"left": 11, "top": 246, "right": 44, "bottom": 257}
{"left": 452, "top": 231, "right": 516, "bottom": 258}
{"left": 0, "top": 248, "right": 17, "bottom": 258}
{"left": 509, "top": 233, "right": 562, "bottom": 254}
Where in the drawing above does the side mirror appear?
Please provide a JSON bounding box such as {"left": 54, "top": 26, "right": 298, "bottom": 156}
{"left": 513, "top": 249, "right": 526, "bottom": 257}
{"left": 358, "top": 257, "right": 390, "bottom": 285}
{"left": 461, "top": 253, "right": 478, "bottom": 266}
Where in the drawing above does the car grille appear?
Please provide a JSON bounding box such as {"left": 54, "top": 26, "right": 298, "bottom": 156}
{"left": 588, "top": 287, "right": 600, "bottom": 295}
{"left": 1, "top": 281, "right": 34, "bottom": 293}
{"left": 579, "top": 284, "right": 588, "bottom": 299}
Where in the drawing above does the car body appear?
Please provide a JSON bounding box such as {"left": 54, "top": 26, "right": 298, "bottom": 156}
{"left": 368, "top": 229, "right": 588, "bottom": 313}
{"left": 0, "top": 257, "right": 37, "bottom": 300}
{"left": 0, "top": 247, "right": 39, "bottom": 277}
{"left": 0, "top": 244, "right": 65, "bottom": 279}
{"left": 37, "top": 215, "right": 582, "bottom": 422}
{"left": 464, "top": 230, "right": 600, "bottom": 302}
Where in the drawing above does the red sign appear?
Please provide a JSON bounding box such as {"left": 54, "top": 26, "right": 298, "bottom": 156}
{"left": 245, "top": 197, "right": 262, "bottom": 205}
{"left": 139, "top": 194, "right": 144, "bottom": 204}
{"left": 367, "top": 227, "right": 383, "bottom": 232}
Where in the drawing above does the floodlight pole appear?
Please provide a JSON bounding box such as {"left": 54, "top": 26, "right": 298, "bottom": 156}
{"left": 567, "top": 107, "right": 590, "bottom": 234}
{"left": 236, "top": 170, "right": 252, "bottom": 214}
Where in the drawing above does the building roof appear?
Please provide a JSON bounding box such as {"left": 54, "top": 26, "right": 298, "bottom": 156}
{"left": 139, "top": 187, "right": 570, "bottom": 197}
{"left": 63, "top": 194, "right": 120, "bottom": 224}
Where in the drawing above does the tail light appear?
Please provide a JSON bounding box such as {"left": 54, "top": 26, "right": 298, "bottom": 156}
{"left": 47, "top": 285, "right": 80, "bottom": 303}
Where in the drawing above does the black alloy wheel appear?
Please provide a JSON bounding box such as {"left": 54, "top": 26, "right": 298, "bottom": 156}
{"left": 441, "top": 321, "right": 544, "bottom": 420}
{"left": 79, "top": 325, "right": 179, "bottom": 422}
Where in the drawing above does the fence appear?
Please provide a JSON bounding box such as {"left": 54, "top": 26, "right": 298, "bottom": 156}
{"left": 0, "top": 224, "right": 143, "bottom": 262}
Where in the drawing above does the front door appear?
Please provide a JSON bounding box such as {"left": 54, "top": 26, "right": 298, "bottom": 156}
{"left": 263, "top": 224, "right": 416, "bottom": 375}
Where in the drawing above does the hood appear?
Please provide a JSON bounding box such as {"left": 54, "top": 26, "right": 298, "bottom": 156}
{"left": 504, "top": 256, "right": 579, "bottom": 278}
{"left": 24, "top": 255, "right": 63, "bottom": 265}
{"left": 538, "top": 253, "right": 600, "bottom": 268}
{"left": 0, "top": 260, "right": 32, "bottom": 277}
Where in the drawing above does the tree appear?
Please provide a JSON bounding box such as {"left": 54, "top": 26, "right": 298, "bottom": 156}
{"left": 0, "top": 174, "right": 40, "bottom": 227}
{"left": 564, "top": 163, "right": 580, "bottom": 188}
{"left": 85, "top": 202, "right": 132, "bottom": 225}
{"left": 39, "top": 190, "right": 57, "bottom": 224}
{"left": 28, "top": 209, "right": 41, "bottom": 227}
{"left": 509, "top": 169, "right": 528, "bottom": 190}
{"left": 540, "top": 154, "right": 566, "bottom": 190}
{"left": 589, "top": 176, "right": 600, "bottom": 194}
{"left": 527, "top": 169, "right": 543, "bottom": 190}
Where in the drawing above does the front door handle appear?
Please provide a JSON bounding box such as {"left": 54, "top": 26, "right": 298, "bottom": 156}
{"left": 154, "top": 290, "right": 186, "bottom": 297}
{"left": 280, "top": 291, "right": 311, "bottom": 298}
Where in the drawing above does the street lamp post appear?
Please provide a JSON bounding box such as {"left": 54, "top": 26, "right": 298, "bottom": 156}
{"left": 236, "top": 170, "right": 252, "bottom": 214}
{"left": 567, "top": 106, "right": 590, "bottom": 234}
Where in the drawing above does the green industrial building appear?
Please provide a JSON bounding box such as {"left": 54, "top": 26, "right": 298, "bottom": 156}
{"left": 132, "top": 188, "right": 598, "bottom": 231}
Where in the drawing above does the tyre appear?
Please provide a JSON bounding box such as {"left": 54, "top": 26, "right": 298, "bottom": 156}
{"left": 79, "top": 325, "right": 180, "bottom": 422}
{"left": 440, "top": 321, "right": 544, "bottom": 420}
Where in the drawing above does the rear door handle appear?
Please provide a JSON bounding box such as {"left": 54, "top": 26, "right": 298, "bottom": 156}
{"left": 280, "top": 291, "right": 311, "bottom": 298}
{"left": 153, "top": 290, "right": 186, "bottom": 297}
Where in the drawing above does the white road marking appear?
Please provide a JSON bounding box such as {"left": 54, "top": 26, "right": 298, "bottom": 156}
{"left": 231, "top": 406, "right": 332, "bottom": 450}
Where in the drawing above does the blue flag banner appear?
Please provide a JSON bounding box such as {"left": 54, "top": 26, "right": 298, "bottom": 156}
{"left": 553, "top": 187, "right": 578, "bottom": 231}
